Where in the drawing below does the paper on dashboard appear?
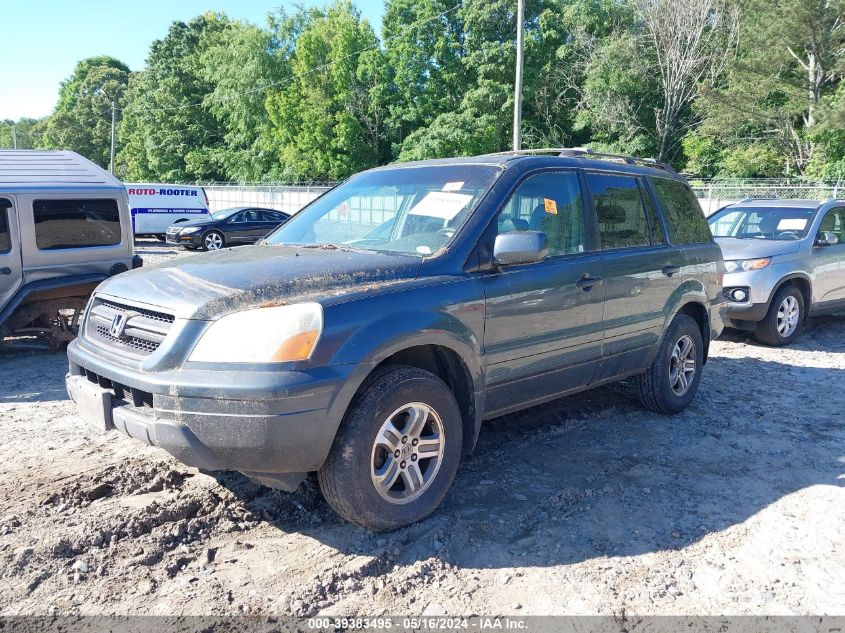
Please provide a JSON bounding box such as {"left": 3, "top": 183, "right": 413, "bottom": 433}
{"left": 409, "top": 191, "right": 473, "bottom": 220}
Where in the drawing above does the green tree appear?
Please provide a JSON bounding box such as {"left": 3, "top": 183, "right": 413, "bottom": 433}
{"left": 0, "top": 118, "right": 44, "bottom": 149}
{"left": 681, "top": 132, "right": 721, "bottom": 177}
{"left": 118, "top": 12, "right": 234, "bottom": 181}
{"left": 55, "top": 56, "right": 130, "bottom": 112}
{"left": 718, "top": 144, "right": 784, "bottom": 178}
{"left": 380, "top": 0, "right": 465, "bottom": 152}
{"left": 524, "top": 0, "right": 633, "bottom": 149}
{"left": 398, "top": 0, "right": 522, "bottom": 159}
{"left": 574, "top": 29, "right": 660, "bottom": 157}
{"left": 41, "top": 58, "right": 130, "bottom": 168}
{"left": 265, "top": 1, "right": 387, "bottom": 180}
{"left": 701, "top": 0, "right": 845, "bottom": 174}
{"left": 199, "top": 16, "right": 294, "bottom": 181}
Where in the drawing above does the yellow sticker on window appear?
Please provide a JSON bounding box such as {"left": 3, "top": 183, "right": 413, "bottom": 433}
{"left": 544, "top": 198, "right": 557, "bottom": 215}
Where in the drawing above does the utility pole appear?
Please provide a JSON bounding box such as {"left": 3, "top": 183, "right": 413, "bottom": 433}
{"left": 512, "top": 0, "right": 525, "bottom": 151}
{"left": 109, "top": 101, "right": 116, "bottom": 174}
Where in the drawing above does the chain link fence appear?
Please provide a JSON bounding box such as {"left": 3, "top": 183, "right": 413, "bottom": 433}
{"left": 690, "top": 180, "right": 844, "bottom": 215}
{"left": 200, "top": 179, "right": 845, "bottom": 218}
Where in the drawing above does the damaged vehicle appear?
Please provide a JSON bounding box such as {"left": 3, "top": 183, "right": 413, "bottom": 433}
{"left": 0, "top": 150, "right": 140, "bottom": 349}
{"left": 66, "top": 149, "right": 724, "bottom": 531}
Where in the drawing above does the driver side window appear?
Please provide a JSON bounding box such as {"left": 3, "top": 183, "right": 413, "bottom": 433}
{"left": 496, "top": 172, "right": 585, "bottom": 257}
{"left": 819, "top": 209, "right": 845, "bottom": 243}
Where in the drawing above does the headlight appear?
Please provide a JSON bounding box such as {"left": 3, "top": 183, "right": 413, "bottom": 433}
{"left": 188, "top": 303, "right": 323, "bottom": 363}
{"left": 724, "top": 257, "right": 771, "bottom": 273}
{"left": 178, "top": 226, "right": 202, "bottom": 234}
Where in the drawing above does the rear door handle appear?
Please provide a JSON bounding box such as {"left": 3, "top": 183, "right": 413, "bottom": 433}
{"left": 662, "top": 265, "right": 681, "bottom": 277}
{"left": 0, "top": 267, "right": 11, "bottom": 275}
{"left": 576, "top": 276, "right": 603, "bottom": 290}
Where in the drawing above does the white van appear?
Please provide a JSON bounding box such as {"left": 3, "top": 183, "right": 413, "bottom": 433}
{"left": 126, "top": 184, "right": 210, "bottom": 239}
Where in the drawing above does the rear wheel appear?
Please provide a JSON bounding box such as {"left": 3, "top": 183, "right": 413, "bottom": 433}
{"left": 201, "top": 230, "right": 224, "bottom": 251}
{"left": 754, "top": 284, "right": 803, "bottom": 346}
{"left": 318, "top": 366, "right": 463, "bottom": 531}
{"left": 636, "top": 313, "right": 704, "bottom": 414}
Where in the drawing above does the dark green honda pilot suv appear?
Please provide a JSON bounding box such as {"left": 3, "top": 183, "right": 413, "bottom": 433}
{"left": 66, "top": 149, "right": 724, "bottom": 531}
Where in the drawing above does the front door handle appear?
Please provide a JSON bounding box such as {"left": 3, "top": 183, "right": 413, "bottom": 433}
{"left": 662, "top": 265, "right": 681, "bottom": 277}
{"left": 576, "top": 275, "right": 603, "bottom": 290}
{"left": 0, "top": 267, "right": 11, "bottom": 275}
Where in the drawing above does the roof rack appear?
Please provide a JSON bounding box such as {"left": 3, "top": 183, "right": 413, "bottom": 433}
{"left": 486, "top": 147, "right": 677, "bottom": 173}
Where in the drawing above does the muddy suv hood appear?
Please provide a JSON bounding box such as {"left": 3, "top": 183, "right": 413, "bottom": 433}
{"left": 95, "top": 245, "right": 423, "bottom": 320}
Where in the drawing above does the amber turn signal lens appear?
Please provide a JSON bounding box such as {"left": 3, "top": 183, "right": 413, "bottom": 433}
{"left": 271, "top": 329, "right": 320, "bottom": 362}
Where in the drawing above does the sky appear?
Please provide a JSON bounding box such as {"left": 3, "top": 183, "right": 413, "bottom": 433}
{"left": 0, "top": 0, "right": 384, "bottom": 121}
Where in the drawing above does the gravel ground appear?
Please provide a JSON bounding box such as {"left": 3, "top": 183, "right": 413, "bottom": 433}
{"left": 0, "top": 240, "right": 843, "bottom": 616}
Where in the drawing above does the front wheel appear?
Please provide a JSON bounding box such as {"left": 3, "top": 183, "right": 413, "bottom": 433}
{"left": 201, "top": 230, "right": 224, "bottom": 251}
{"left": 754, "top": 284, "right": 803, "bottom": 346}
{"left": 318, "top": 366, "right": 463, "bottom": 531}
{"left": 636, "top": 313, "right": 704, "bottom": 414}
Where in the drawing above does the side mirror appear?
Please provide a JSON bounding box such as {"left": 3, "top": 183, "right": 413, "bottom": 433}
{"left": 493, "top": 231, "right": 548, "bottom": 266}
{"left": 816, "top": 231, "right": 839, "bottom": 247}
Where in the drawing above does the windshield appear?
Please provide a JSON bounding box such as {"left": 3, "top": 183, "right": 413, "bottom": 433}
{"left": 264, "top": 165, "right": 502, "bottom": 256}
{"left": 212, "top": 207, "right": 240, "bottom": 220}
{"left": 708, "top": 206, "right": 817, "bottom": 240}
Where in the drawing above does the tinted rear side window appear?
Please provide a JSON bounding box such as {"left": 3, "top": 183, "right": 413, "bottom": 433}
{"left": 264, "top": 211, "right": 289, "bottom": 223}
{"left": 0, "top": 201, "right": 10, "bottom": 253}
{"left": 33, "top": 199, "right": 121, "bottom": 250}
{"left": 649, "top": 177, "right": 712, "bottom": 244}
{"left": 586, "top": 173, "right": 650, "bottom": 249}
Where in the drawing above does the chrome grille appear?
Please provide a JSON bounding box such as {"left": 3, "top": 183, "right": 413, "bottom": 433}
{"left": 95, "top": 325, "right": 161, "bottom": 353}
{"left": 98, "top": 299, "right": 174, "bottom": 324}
{"left": 85, "top": 298, "right": 174, "bottom": 357}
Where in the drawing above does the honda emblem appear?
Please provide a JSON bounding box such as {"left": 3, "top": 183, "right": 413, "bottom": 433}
{"left": 109, "top": 313, "right": 128, "bottom": 338}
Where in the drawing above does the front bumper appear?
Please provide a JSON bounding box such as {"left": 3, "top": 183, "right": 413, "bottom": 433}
{"left": 66, "top": 339, "right": 355, "bottom": 490}
{"left": 721, "top": 266, "right": 783, "bottom": 326}
{"left": 723, "top": 301, "right": 770, "bottom": 326}
{"left": 166, "top": 231, "right": 203, "bottom": 247}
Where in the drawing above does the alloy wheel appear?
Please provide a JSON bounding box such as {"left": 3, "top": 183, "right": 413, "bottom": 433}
{"left": 204, "top": 232, "right": 223, "bottom": 250}
{"left": 776, "top": 295, "right": 800, "bottom": 338}
{"left": 669, "top": 334, "right": 696, "bottom": 396}
{"left": 370, "top": 402, "right": 445, "bottom": 504}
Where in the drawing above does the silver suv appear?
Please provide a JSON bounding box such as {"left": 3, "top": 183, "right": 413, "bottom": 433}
{"left": 0, "top": 150, "right": 139, "bottom": 348}
{"left": 708, "top": 198, "right": 845, "bottom": 345}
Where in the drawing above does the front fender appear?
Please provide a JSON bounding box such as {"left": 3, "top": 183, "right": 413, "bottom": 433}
{"left": 316, "top": 277, "right": 487, "bottom": 455}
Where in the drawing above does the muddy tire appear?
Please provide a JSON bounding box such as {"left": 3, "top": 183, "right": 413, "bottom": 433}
{"left": 754, "top": 284, "right": 804, "bottom": 346}
{"left": 636, "top": 313, "right": 703, "bottom": 415}
{"left": 318, "top": 366, "right": 463, "bottom": 531}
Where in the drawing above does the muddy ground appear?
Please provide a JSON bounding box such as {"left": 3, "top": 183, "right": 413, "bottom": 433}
{"left": 0, "top": 241, "right": 843, "bottom": 616}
